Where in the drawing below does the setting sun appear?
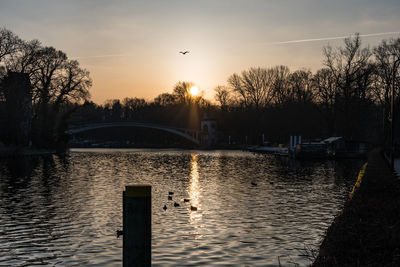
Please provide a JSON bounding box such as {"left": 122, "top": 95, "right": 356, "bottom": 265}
{"left": 190, "top": 86, "right": 199, "bottom": 96}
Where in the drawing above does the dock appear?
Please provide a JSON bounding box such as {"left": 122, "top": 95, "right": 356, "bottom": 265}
{"left": 247, "top": 146, "right": 288, "bottom": 155}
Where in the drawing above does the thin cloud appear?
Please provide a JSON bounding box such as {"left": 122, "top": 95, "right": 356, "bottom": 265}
{"left": 70, "top": 54, "right": 128, "bottom": 59}
{"left": 263, "top": 31, "right": 400, "bottom": 45}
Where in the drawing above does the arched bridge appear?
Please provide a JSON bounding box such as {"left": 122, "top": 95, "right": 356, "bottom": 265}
{"left": 67, "top": 121, "right": 201, "bottom": 145}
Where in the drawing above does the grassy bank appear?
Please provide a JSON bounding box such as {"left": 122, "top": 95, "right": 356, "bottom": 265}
{"left": 313, "top": 148, "right": 400, "bottom": 266}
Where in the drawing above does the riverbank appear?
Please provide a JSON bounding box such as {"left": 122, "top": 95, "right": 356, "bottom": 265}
{"left": 313, "top": 148, "right": 400, "bottom": 266}
{"left": 69, "top": 144, "right": 247, "bottom": 150}
{"left": 0, "top": 146, "right": 56, "bottom": 157}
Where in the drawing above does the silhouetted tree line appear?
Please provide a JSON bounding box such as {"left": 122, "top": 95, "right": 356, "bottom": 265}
{"left": 214, "top": 35, "right": 400, "bottom": 144}
{"left": 3, "top": 29, "right": 395, "bottom": 147}
{"left": 0, "top": 28, "right": 91, "bottom": 150}
{"left": 69, "top": 34, "right": 400, "bottom": 146}
{"left": 69, "top": 81, "right": 211, "bottom": 131}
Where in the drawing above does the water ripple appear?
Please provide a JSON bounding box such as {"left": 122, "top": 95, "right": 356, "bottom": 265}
{"left": 0, "top": 149, "right": 361, "bottom": 266}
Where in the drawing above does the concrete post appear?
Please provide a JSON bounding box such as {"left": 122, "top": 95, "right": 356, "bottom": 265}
{"left": 123, "top": 185, "right": 151, "bottom": 267}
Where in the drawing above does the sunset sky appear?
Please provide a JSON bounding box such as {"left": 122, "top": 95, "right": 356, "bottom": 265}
{"left": 1, "top": 0, "right": 399, "bottom": 104}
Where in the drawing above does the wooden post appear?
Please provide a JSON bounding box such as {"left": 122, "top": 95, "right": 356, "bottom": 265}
{"left": 123, "top": 185, "right": 151, "bottom": 267}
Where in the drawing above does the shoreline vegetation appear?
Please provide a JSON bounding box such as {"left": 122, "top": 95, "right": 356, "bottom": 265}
{"left": 0, "top": 145, "right": 56, "bottom": 157}
{"left": 313, "top": 148, "right": 400, "bottom": 266}
{"left": 1, "top": 28, "right": 400, "bottom": 151}
{"left": 0, "top": 144, "right": 248, "bottom": 157}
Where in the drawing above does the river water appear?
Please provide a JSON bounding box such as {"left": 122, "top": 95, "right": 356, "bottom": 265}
{"left": 0, "top": 149, "right": 362, "bottom": 266}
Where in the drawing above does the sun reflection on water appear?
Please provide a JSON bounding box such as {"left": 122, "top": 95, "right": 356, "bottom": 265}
{"left": 188, "top": 154, "right": 202, "bottom": 225}
{"left": 0, "top": 150, "right": 363, "bottom": 266}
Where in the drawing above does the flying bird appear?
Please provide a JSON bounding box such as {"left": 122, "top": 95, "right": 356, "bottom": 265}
{"left": 179, "top": 51, "right": 189, "bottom": 55}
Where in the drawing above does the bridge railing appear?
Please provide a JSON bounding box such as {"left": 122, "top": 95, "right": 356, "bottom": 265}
{"left": 67, "top": 121, "right": 201, "bottom": 145}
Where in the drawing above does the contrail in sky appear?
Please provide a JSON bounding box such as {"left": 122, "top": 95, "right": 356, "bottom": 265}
{"left": 71, "top": 32, "right": 400, "bottom": 59}
{"left": 263, "top": 31, "right": 400, "bottom": 45}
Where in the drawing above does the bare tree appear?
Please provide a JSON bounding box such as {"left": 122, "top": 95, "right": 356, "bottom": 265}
{"left": 0, "top": 28, "right": 23, "bottom": 99}
{"left": 323, "top": 33, "right": 373, "bottom": 137}
{"left": 288, "top": 69, "right": 314, "bottom": 104}
{"left": 228, "top": 67, "right": 274, "bottom": 109}
{"left": 104, "top": 99, "right": 122, "bottom": 121}
{"left": 173, "top": 81, "right": 195, "bottom": 104}
{"left": 32, "top": 47, "right": 67, "bottom": 106}
{"left": 4, "top": 39, "right": 41, "bottom": 74}
{"left": 122, "top": 97, "right": 147, "bottom": 120}
{"left": 228, "top": 73, "right": 249, "bottom": 108}
{"left": 0, "top": 28, "right": 20, "bottom": 63}
{"left": 0, "top": 28, "right": 93, "bottom": 148}
{"left": 323, "top": 34, "right": 372, "bottom": 101}
{"left": 372, "top": 38, "right": 400, "bottom": 106}
{"left": 154, "top": 93, "right": 178, "bottom": 106}
{"left": 214, "top": 85, "right": 231, "bottom": 110}
{"left": 53, "top": 60, "right": 91, "bottom": 110}
{"left": 270, "top": 65, "right": 291, "bottom": 105}
{"left": 312, "top": 68, "right": 337, "bottom": 133}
